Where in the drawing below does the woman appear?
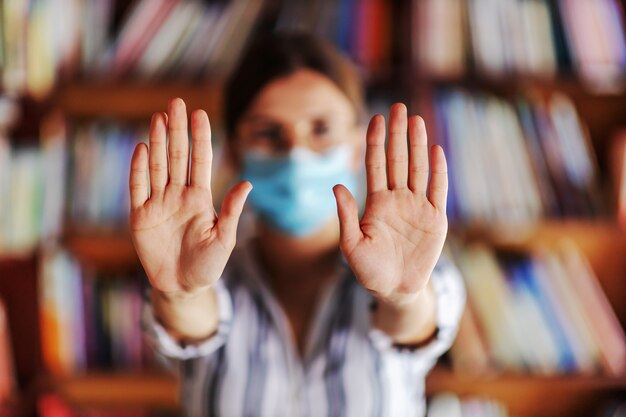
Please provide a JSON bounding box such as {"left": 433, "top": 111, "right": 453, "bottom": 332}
{"left": 129, "top": 33, "right": 464, "bottom": 417}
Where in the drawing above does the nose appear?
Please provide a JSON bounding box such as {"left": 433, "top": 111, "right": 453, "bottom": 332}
{"left": 281, "top": 121, "right": 311, "bottom": 150}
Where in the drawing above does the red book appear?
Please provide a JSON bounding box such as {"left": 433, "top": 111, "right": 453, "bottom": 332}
{"left": 0, "top": 297, "right": 15, "bottom": 404}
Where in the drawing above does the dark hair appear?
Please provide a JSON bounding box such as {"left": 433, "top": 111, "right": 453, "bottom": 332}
{"left": 224, "top": 32, "right": 365, "bottom": 137}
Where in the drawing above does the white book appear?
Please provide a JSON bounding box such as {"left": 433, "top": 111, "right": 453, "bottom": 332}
{"left": 416, "top": 0, "right": 465, "bottom": 77}
{"left": 40, "top": 113, "right": 67, "bottom": 241}
{"left": 468, "top": 0, "right": 507, "bottom": 75}
{"left": 457, "top": 244, "right": 524, "bottom": 370}
{"left": 0, "top": 136, "right": 11, "bottom": 252}
{"left": 536, "top": 249, "right": 603, "bottom": 372}
{"left": 531, "top": 252, "right": 596, "bottom": 373}
{"left": 8, "top": 149, "right": 42, "bottom": 253}
{"left": 177, "top": 7, "right": 221, "bottom": 75}
{"left": 559, "top": 241, "right": 626, "bottom": 376}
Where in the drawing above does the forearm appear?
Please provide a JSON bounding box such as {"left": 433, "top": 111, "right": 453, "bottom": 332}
{"left": 372, "top": 281, "right": 437, "bottom": 345}
{"left": 151, "top": 286, "right": 218, "bottom": 345}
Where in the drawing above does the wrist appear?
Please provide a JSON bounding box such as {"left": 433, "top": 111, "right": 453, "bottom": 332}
{"left": 152, "top": 285, "right": 213, "bottom": 304}
{"left": 373, "top": 284, "right": 429, "bottom": 310}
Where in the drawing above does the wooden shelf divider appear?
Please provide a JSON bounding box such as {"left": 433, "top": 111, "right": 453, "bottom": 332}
{"left": 427, "top": 367, "right": 626, "bottom": 417}
{"left": 44, "top": 372, "right": 179, "bottom": 411}
{"left": 54, "top": 81, "right": 223, "bottom": 121}
{"left": 62, "top": 228, "right": 139, "bottom": 270}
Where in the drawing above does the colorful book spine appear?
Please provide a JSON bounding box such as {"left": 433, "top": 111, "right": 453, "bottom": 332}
{"left": 39, "top": 248, "right": 156, "bottom": 375}
{"left": 449, "top": 241, "right": 626, "bottom": 375}
{"left": 429, "top": 89, "right": 602, "bottom": 226}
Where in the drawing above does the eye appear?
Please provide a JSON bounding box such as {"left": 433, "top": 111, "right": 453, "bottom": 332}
{"left": 252, "top": 126, "right": 282, "bottom": 143}
{"left": 312, "top": 120, "right": 330, "bottom": 138}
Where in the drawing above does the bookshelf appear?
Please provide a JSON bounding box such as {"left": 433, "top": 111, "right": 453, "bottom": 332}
{"left": 1, "top": 0, "right": 626, "bottom": 416}
{"left": 410, "top": 0, "right": 626, "bottom": 415}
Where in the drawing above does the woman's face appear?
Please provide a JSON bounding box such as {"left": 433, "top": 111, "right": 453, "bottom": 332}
{"left": 233, "top": 68, "right": 362, "bottom": 164}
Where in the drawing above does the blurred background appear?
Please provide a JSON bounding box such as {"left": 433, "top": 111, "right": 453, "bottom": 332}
{"left": 1, "top": 0, "right": 626, "bottom": 416}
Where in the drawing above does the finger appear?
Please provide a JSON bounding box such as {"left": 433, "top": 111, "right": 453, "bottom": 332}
{"left": 216, "top": 181, "right": 253, "bottom": 247}
{"left": 149, "top": 112, "right": 168, "bottom": 195}
{"left": 387, "top": 103, "right": 409, "bottom": 189}
{"left": 408, "top": 115, "right": 429, "bottom": 193}
{"left": 428, "top": 145, "right": 448, "bottom": 211}
{"left": 365, "top": 114, "right": 387, "bottom": 194}
{"left": 129, "top": 143, "right": 149, "bottom": 209}
{"left": 167, "top": 97, "right": 190, "bottom": 186}
{"left": 190, "top": 109, "right": 213, "bottom": 190}
{"left": 333, "top": 184, "right": 362, "bottom": 255}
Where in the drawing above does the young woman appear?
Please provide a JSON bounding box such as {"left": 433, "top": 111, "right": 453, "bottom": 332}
{"left": 129, "top": 33, "right": 465, "bottom": 417}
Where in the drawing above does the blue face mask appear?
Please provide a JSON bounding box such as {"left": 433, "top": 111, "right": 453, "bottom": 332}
{"left": 241, "top": 144, "right": 357, "bottom": 236}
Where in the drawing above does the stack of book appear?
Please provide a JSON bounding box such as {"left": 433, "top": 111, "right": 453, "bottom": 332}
{"left": 448, "top": 241, "right": 626, "bottom": 376}
{"left": 39, "top": 248, "right": 158, "bottom": 375}
{"left": 427, "top": 89, "right": 602, "bottom": 225}
{"left": 415, "top": 0, "right": 626, "bottom": 90}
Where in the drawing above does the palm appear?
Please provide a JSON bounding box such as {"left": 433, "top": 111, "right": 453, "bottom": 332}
{"left": 334, "top": 104, "right": 448, "bottom": 304}
{"left": 129, "top": 99, "right": 251, "bottom": 296}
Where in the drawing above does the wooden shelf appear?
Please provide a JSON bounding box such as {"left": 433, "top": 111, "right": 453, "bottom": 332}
{"left": 451, "top": 218, "right": 626, "bottom": 247}
{"left": 53, "top": 81, "right": 223, "bottom": 121}
{"left": 426, "top": 367, "right": 626, "bottom": 417}
{"left": 414, "top": 72, "right": 626, "bottom": 97}
{"left": 43, "top": 372, "right": 179, "bottom": 411}
{"left": 63, "top": 229, "right": 139, "bottom": 270}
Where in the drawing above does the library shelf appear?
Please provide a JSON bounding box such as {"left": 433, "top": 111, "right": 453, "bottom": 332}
{"left": 426, "top": 366, "right": 626, "bottom": 417}
{"left": 40, "top": 372, "right": 179, "bottom": 411}
{"left": 53, "top": 81, "right": 223, "bottom": 121}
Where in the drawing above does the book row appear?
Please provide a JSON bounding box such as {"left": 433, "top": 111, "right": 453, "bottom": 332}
{"left": 426, "top": 89, "right": 603, "bottom": 225}
{"left": 415, "top": 0, "right": 626, "bottom": 91}
{"left": 1, "top": 0, "right": 399, "bottom": 98}
{"left": 448, "top": 240, "right": 626, "bottom": 376}
{"left": 39, "top": 248, "right": 162, "bottom": 375}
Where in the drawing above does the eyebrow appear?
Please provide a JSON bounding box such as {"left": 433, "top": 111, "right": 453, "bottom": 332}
{"left": 243, "top": 112, "right": 339, "bottom": 124}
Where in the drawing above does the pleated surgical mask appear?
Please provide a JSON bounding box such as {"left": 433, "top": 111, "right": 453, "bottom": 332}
{"left": 241, "top": 144, "right": 357, "bottom": 236}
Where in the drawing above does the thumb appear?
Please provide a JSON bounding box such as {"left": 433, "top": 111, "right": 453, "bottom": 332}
{"left": 333, "top": 184, "right": 362, "bottom": 255}
{"left": 216, "top": 180, "right": 253, "bottom": 246}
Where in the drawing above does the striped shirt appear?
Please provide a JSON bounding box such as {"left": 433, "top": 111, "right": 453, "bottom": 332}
{"left": 142, "top": 238, "right": 465, "bottom": 417}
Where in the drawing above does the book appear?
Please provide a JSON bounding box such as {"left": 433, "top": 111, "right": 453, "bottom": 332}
{"left": 559, "top": 241, "right": 626, "bottom": 376}
{"left": 415, "top": 0, "right": 466, "bottom": 78}
{"left": 558, "top": 0, "right": 626, "bottom": 91}
{"left": 0, "top": 297, "right": 15, "bottom": 404}
{"left": 610, "top": 129, "right": 626, "bottom": 228}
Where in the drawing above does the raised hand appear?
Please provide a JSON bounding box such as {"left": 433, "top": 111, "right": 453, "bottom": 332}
{"left": 333, "top": 103, "right": 448, "bottom": 306}
{"left": 129, "top": 98, "right": 252, "bottom": 297}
